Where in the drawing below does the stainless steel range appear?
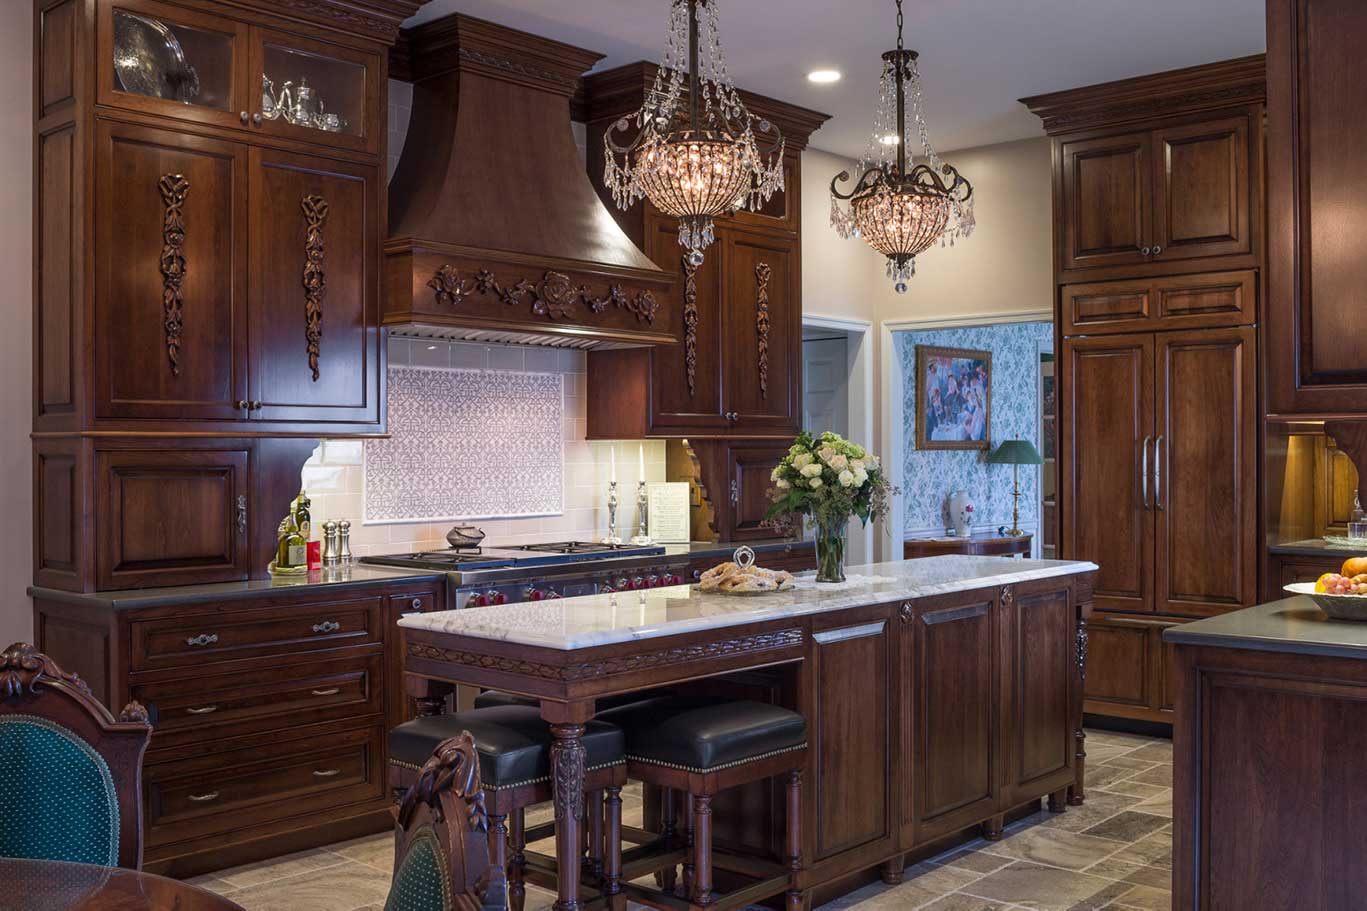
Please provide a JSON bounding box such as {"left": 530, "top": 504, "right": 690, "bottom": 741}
{"left": 361, "top": 541, "right": 690, "bottom": 608}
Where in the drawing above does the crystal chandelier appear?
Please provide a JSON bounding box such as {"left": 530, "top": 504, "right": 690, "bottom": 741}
{"left": 604, "top": 0, "right": 785, "bottom": 266}
{"left": 830, "top": 0, "right": 974, "bottom": 292}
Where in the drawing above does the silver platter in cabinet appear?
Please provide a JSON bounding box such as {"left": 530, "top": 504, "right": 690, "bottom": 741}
{"left": 113, "top": 10, "right": 200, "bottom": 103}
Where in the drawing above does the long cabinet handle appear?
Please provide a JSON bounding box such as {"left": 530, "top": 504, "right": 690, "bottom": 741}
{"left": 312, "top": 620, "right": 341, "bottom": 634}
{"left": 1153, "top": 435, "right": 1164, "bottom": 511}
{"left": 310, "top": 688, "right": 340, "bottom": 697}
{"left": 185, "top": 705, "right": 218, "bottom": 715}
{"left": 312, "top": 768, "right": 341, "bottom": 778}
{"left": 1140, "top": 436, "right": 1152, "bottom": 510}
{"left": 187, "top": 791, "right": 220, "bottom": 803}
{"left": 186, "top": 633, "right": 219, "bottom": 647}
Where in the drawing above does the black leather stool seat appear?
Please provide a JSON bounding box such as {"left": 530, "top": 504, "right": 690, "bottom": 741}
{"left": 601, "top": 697, "right": 807, "bottom": 772}
{"left": 388, "top": 705, "right": 625, "bottom": 789}
{"left": 473, "top": 689, "right": 673, "bottom": 712}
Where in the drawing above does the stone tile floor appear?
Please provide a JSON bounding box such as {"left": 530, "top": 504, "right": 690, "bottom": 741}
{"left": 188, "top": 728, "right": 1171, "bottom": 911}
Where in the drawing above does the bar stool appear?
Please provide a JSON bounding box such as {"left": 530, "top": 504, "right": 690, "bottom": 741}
{"left": 600, "top": 697, "right": 807, "bottom": 911}
{"left": 388, "top": 705, "right": 627, "bottom": 911}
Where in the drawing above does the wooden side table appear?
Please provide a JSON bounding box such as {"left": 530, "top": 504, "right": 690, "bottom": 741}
{"left": 904, "top": 532, "right": 1033, "bottom": 559}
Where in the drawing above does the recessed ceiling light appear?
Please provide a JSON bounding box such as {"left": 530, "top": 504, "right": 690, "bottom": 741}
{"left": 807, "top": 69, "right": 842, "bottom": 84}
{"left": 880, "top": 133, "right": 901, "bottom": 146}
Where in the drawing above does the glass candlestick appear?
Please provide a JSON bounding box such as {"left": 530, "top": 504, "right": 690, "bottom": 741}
{"left": 602, "top": 481, "right": 623, "bottom": 545}
{"left": 630, "top": 480, "right": 653, "bottom": 545}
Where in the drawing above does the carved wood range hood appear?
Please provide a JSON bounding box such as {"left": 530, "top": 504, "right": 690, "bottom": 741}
{"left": 385, "top": 14, "right": 676, "bottom": 349}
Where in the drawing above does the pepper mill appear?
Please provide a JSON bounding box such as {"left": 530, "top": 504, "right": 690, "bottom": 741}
{"left": 338, "top": 519, "right": 352, "bottom": 564}
{"left": 322, "top": 520, "right": 340, "bottom": 567}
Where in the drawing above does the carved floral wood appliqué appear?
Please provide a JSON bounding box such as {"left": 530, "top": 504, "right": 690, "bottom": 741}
{"left": 158, "top": 174, "right": 189, "bottom": 377}
{"left": 755, "top": 261, "right": 772, "bottom": 397}
{"left": 427, "top": 265, "right": 659, "bottom": 324}
{"left": 682, "top": 254, "right": 699, "bottom": 396}
{"left": 301, "top": 194, "right": 330, "bottom": 382}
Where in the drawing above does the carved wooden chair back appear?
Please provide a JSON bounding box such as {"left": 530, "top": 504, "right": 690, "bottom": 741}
{"left": 0, "top": 643, "right": 152, "bottom": 869}
{"left": 387, "top": 731, "right": 507, "bottom": 911}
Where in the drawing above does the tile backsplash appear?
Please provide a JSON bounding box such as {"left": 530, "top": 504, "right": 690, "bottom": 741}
{"left": 301, "top": 338, "right": 666, "bottom": 557}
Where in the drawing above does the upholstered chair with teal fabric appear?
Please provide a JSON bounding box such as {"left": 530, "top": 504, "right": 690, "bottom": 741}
{"left": 0, "top": 643, "right": 152, "bottom": 869}
{"left": 387, "top": 731, "right": 506, "bottom": 911}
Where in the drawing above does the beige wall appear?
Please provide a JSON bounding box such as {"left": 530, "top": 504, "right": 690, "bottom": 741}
{"left": 800, "top": 147, "right": 882, "bottom": 325}
{"left": 0, "top": 7, "right": 33, "bottom": 645}
{"left": 874, "top": 137, "right": 1054, "bottom": 323}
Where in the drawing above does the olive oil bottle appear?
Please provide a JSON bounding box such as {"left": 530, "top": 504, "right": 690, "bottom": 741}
{"left": 274, "top": 503, "right": 309, "bottom": 575}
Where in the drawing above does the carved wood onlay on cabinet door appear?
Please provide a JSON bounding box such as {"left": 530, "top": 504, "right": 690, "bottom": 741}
{"left": 158, "top": 174, "right": 189, "bottom": 378}
{"left": 301, "top": 194, "right": 330, "bottom": 382}
{"left": 755, "top": 261, "right": 772, "bottom": 397}
{"left": 427, "top": 265, "right": 660, "bottom": 324}
{"left": 898, "top": 601, "right": 915, "bottom": 625}
{"left": 683, "top": 255, "right": 699, "bottom": 396}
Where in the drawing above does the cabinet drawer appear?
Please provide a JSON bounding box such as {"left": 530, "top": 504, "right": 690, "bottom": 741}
{"left": 134, "top": 654, "right": 382, "bottom": 750}
{"left": 145, "top": 724, "right": 383, "bottom": 848}
{"left": 130, "top": 595, "right": 383, "bottom": 671}
{"left": 1061, "top": 271, "right": 1256, "bottom": 335}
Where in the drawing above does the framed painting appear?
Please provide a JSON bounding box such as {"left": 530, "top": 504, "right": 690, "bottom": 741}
{"left": 915, "top": 345, "right": 992, "bottom": 450}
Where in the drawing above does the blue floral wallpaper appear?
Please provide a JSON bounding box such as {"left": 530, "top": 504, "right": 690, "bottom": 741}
{"left": 894, "top": 322, "right": 1054, "bottom": 534}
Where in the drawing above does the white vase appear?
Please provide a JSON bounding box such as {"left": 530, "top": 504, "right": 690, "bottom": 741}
{"left": 947, "top": 489, "right": 973, "bottom": 537}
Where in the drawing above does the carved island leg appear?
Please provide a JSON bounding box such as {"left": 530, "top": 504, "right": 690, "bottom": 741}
{"left": 880, "top": 855, "right": 905, "bottom": 885}
{"left": 509, "top": 809, "right": 527, "bottom": 911}
{"left": 604, "top": 785, "right": 624, "bottom": 911}
{"left": 549, "top": 722, "right": 588, "bottom": 911}
{"left": 785, "top": 769, "right": 805, "bottom": 911}
{"left": 1070, "top": 609, "right": 1090, "bottom": 806}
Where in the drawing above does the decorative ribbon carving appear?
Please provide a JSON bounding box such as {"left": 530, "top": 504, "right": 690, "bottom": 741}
{"left": 158, "top": 175, "right": 189, "bottom": 377}
{"left": 301, "top": 194, "right": 330, "bottom": 382}
{"left": 428, "top": 265, "right": 659, "bottom": 324}
{"left": 682, "top": 255, "right": 699, "bottom": 396}
{"left": 755, "top": 262, "right": 772, "bottom": 397}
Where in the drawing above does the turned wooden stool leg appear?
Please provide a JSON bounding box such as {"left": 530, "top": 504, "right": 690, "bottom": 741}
{"left": 691, "top": 794, "right": 713, "bottom": 908}
{"left": 682, "top": 794, "right": 695, "bottom": 897}
{"left": 659, "top": 788, "right": 678, "bottom": 893}
{"left": 785, "top": 769, "right": 805, "bottom": 911}
{"left": 604, "top": 786, "right": 624, "bottom": 911}
{"left": 489, "top": 813, "right": 510, "bottom": 901}
{"left": 587, "top": 789, "right": 605, "bottom": 882}
{"left": 508, "top": 809, "right": 527, "bottom": 911}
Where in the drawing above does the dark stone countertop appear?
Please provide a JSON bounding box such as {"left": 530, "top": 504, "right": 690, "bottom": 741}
{"left": 1269, "top": 538, "right": 1367, "bottom": 559}
{"left": 1162, "top": 596, "right": 1367, "bottom": 660}
{"left": 28, "top": 564, "right": 447, "bottom": 611}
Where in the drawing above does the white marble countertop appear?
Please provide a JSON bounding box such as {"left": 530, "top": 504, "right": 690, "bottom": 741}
{"left": 398, "top": 555, "right": 1098, "bottom": 651}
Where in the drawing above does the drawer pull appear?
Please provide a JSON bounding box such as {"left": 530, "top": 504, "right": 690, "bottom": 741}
{"left": 310, "top": 688, "right": 340, "bottom": 697}
{"left": 312, "top": 768, "right": 341, "bottom": 778}
{"left": 185, "top": 634, "right": 219, "bottom": 648}
{"left": 185, "top": 706, "right": 218, "bottom": 715}
{"left": 312, "top": 620, "right": 341, "bottom": 634}
{"left": 187, "top": 791, "right": 219, "bottom": 803}
{"left": 410, "top": 598, "right": 423, "bottom": 610}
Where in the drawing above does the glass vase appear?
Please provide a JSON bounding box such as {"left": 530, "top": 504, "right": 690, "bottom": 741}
{"left": 813, "top": 518, "right": 847, "bottom": 583}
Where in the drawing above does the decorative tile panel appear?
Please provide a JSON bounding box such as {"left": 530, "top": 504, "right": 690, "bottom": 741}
{"left": 364, "top": 365, "right": 564, "bottom": 523}
{"left": 895, "top": 322, "right": 1054, "bottom": 534}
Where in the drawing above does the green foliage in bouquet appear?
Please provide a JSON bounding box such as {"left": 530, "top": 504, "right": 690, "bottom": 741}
{"left": 765, "top": 431, "right": 895, "bottom": 530}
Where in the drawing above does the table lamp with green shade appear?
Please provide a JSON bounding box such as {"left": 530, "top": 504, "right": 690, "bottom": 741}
{"left": 987, "top": 439, "right": 1044, "bottom": 537}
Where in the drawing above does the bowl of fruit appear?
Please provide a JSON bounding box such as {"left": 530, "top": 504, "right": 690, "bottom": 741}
{"left": 1285, "top": 557, "right": 1367, "bottom": 620}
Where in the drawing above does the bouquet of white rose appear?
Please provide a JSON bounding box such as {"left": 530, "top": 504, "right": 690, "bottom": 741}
{"left": 766, "top": 431, "right": 894, "bottom": 582}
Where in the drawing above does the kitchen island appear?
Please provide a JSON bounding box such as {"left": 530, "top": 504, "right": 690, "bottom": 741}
{"left": 1166, "top": 596, "right": 1367, "bottom": 908}
{"left": 400, "top": 554, "right": 1097, "bottom": 909}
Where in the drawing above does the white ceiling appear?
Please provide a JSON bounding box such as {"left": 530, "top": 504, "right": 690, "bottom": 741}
{"left": 407, "top": 0, "right": 1265, "bottom": 158}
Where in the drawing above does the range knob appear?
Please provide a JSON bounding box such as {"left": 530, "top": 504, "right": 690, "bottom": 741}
{"left": 630, "top": 576, "right": 646, "bottom": 590}
{"left": 527, "top": 589, "right": 545, "bottom": 601}
{"left": 617, "top": 577, "right": 631, "bottom": 590}
{"left": 646, "top": 575, "right": 661, "bottom": 588}
{"left": 546, "top": 590, "right": 562, "bottom": 599}
{"left": 488, "top": 591, "right": 507, "bottom": 605}
{"left": 469, "top": 593, "right": 489, "bottom": 607}
{"left": 600, "top": 582, "right": 616, "bottom": 594}
{"left": 667, "top": 574, "right": 684, "bottom": 586}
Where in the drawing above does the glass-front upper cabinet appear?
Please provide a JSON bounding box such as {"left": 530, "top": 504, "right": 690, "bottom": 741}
{"left": 98, "top": 0, "right": 249, "bottom": 130}
{"left": 251, "top": 29, "right": 380, "bottom": 155}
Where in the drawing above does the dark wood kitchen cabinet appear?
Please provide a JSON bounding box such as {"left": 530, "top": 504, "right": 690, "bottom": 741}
{"left": 582, "top": 64, "right": 828, "bottom": 443}
{"left": 1027, "top": 58, "right": 1263, "bottom": 724}
{"left": 34, "top": 0, "right": 411, "bottom": 590}
{"left": 1266, "top": 0, "right": 1367, "bottom": 415}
